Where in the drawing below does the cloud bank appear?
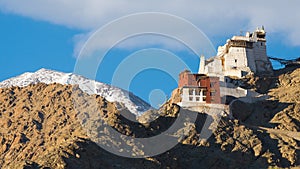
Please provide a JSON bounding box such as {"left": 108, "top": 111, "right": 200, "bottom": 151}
{"left": 0, "top": 0, "right": 299, "bottom": 55}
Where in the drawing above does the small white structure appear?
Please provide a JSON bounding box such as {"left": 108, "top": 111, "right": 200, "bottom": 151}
{"left": 181, "top": 87, "right": 207, "bottom": 103}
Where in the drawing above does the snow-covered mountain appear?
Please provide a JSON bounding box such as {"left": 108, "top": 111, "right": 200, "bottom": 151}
{"left": 0, "top": 68, "right": 152, "bottom": 115}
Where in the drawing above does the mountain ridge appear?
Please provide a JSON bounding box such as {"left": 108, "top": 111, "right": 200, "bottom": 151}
{"left": 0, "top": 68, "right": 152, "bottom": 116}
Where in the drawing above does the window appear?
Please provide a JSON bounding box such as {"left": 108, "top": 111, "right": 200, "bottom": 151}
{"left": 196, "top": 89, "right": 201, "bottom": 96}
{"left": 235, "top": 59, "right": 237, "bottom": 63}
{"left": 189, "top": 89, "right": 193, "bottom": 95}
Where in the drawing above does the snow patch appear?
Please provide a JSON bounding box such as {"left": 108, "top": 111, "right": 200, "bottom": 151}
{"left": 0, "top": 68, "right": 152, "bottom": 115}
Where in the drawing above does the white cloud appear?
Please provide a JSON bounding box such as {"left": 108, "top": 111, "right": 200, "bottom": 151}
{"left": 0, "top": 0, "right": 299, "bottom": 55}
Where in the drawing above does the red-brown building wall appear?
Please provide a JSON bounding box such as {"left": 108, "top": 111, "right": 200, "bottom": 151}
{"left": 208, "top": 77, "right": 221, "bottom": 104}
{"left": 178, "top": 70, "right": 198, "bottom": 88}
{"left": 179, "top": 70, "right": 221, "bottom": 104}
{"left": 199, "top": 77, "right": 221, "bottom": 104}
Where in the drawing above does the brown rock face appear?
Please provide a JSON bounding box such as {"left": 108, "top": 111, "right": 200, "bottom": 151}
{"left": 0, "top": 66, "right": 299, "bottom": 168}
{"left": 0, "top": 83, "right": 120, "bottom": 168}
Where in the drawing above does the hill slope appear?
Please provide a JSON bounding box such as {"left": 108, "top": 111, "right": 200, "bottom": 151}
{"left": 0, "top": 66, "right": 299, "bottom": 168}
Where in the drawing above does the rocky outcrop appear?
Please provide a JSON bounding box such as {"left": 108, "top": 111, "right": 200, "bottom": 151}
{"left": 0, "top": 67, "right": 299, "bottom": 168}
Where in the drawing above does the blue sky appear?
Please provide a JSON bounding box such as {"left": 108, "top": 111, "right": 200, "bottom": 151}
{"left": 0, "top": 1, "right": 300, "bottom": 106}
{"left": 0, "top": 13, "right": 80, "bottom": 80}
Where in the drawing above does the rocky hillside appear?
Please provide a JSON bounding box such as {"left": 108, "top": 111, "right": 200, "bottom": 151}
{"left": 0, "top": 66, "right": 299, "bottom": 169}
{"left": 0, "top": 68, "right": 151, "bottom": 116}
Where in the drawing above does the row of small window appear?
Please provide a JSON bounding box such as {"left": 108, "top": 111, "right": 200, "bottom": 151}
{"left": 189, "top": 97, "right": 206, "bottom": 102}
{"left": 188, "top": 96, "right": 217, "bottom": 102}
{"left": 188, "top": 90, "right": 216, "bottom": 96}
{"left": 235, "top": 42, "right": 264, "bottom": 52}
{"left": 188, "top": 90, "right": 207, "bottom": 95}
